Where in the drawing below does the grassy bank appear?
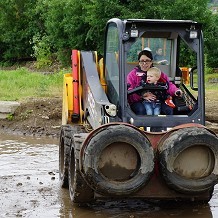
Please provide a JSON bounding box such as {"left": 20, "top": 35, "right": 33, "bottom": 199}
{"left": 205, "top": 74, "right": 218, "bottom": 91}
{"left": 0, "top": 68, "right": 67, "bottom": 101}
{"left": 0, "top": 68, "right": 217, "bottom": 101}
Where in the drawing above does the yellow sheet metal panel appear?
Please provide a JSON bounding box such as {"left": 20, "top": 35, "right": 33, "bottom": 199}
{"left": 62, "top": 73, "right": 73, "bottom": 124}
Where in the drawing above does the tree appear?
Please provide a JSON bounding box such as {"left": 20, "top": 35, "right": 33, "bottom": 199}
{"left": 204, "top": 14, "right": 218, "bottom": 68}
{"left": 0, "top": 0, "right": 38, "bottom": 61}
{"left": 0, "top": 0, "right": 218, "bottom": 68}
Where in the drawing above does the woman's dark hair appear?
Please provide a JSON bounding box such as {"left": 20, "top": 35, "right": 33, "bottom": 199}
{"left": 138, "top": 50, "right": 153, "bottom": 61}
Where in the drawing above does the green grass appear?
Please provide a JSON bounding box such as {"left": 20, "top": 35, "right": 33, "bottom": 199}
{"left": 0, "top": 67, "right": 68, "bottom": 101}
{"left": 205, "top": 73, "right": 218, "bottom": 90}
{"left": 0, "top": 68, "right": 217, "bottom": 101}
{"left": 187, "top": 73, "right": 218, "bottom": 99}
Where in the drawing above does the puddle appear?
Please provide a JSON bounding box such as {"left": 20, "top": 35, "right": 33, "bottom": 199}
{"left": 0, "top": 132, "right": 217, "bottom": 217}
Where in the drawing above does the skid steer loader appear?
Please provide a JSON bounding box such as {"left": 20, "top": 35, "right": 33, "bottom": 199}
{"left": 59, "top": 18, "right": 218, "bottom": 204}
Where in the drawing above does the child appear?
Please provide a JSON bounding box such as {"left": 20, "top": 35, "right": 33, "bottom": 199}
{"left": 141, "top": 67, "right": 175, "bottom": 115}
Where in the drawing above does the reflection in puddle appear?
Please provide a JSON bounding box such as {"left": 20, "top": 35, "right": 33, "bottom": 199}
{"left": 0, "top": 132, "right": 217, "bottom": 217}
{"left": 63, "top": 199, "right": 214, "bottom": 218}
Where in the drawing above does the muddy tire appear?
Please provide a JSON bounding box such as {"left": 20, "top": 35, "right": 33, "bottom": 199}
{"left": 82, "top": 124, "right": 155, "bottom": 196}
{"left": 59, "top": 125, "right": 85, "bottom": 188}
{"left": 159, "top": 127, "right": 218, "bottom": 195}
{"left": 69, "top": 145, "right": 94, "bottom": 204}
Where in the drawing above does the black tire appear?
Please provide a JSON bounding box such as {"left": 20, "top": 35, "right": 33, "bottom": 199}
{"left": 159, "top": 127, "right": 218, "bottom": 195}
{"left": 69, "top": 141, "right": 94, "bottom": 204}
{"left": 82, "top": 124, "right": 155, "bottom": 196}
{"left": 59, "top": 124, "right": 85, "bottom": 188}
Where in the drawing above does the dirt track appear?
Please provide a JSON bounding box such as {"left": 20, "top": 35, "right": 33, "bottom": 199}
{"left": 0, "top": 97, "right": 62, "bottom": 137}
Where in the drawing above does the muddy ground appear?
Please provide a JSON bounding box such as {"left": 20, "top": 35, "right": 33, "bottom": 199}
{"left": 0, "top": 90, "right": 218, "bottom": 218}
{"left": 0, "top": 90, "right": 218, "bottom": 136}
{"left": 0, "top": 97, "right": 62, "bottom": 137}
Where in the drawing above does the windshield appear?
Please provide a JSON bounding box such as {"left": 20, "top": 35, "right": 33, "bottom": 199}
{"left": 127, "top": 37, "right": 172, "bottom": 65}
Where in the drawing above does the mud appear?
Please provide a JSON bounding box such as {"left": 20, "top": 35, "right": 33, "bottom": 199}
{"left": 0, "top": 85, "right": 217, "bottom": 216}
{"left": 0, "top": 97, "right": 62, "bottom": 138}
{"left": 0, "top": 132, "right": 218, "bottom": 218}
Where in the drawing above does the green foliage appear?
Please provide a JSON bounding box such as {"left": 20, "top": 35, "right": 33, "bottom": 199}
{"left": 0, "top": 0, "right": 38, "bottom": 60}
{"left": 6, "top": 113, "right": 14, "bottom": 121}
{"left": 204, "top": 14, "right": 218, "bottom": 68}
{"left": 205, "top": 67, "right": 215, "bottom": 74}
{"left": 31, "top": 34, "right": 52, "bottom": 69}
{"left": 0, "top": 0, "right": 218, "bottom": 68}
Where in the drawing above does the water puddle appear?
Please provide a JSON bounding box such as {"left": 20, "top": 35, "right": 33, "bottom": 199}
{"left": 0, "top": 132, "right": 217, "bottom": 217}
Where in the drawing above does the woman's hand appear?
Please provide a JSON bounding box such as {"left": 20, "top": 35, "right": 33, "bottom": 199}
{"left": 142, "top": 92, "right": 156, "bottom": 102}
{"left": 175, "top": 89, "right": 183, "bottom": 96}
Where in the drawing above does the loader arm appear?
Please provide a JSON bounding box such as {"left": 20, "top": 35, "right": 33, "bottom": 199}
{"left": 80, "top": 51, "right": 116, "bottom": 129}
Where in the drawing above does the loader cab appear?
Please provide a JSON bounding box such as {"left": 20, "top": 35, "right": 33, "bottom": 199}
{"left": 104, "top": 18, "right": 205, "bottom": 129}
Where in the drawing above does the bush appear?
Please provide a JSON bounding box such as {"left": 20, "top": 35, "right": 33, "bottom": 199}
{"left": 30, "top": 34, "right": 53, "bottom": 69}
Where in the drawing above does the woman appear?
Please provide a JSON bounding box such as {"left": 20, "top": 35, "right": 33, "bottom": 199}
{"left": 127, "top": 50, "right": 181, "bottom": 115}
